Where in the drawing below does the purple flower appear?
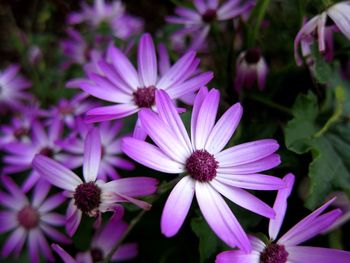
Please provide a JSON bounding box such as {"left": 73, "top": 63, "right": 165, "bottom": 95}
{"left": 57, "top": 117, "right": 135, "bottom": 180}
{"left": 166, "top": 0, "right": 254, "bottom": 50}
{"left": 121, "top": 88, "right": 285, "bottom": 252}
{"left": 216, "top": 173, "right": 350, "bottom": 263}
{"left": 0, "top": 176, "right": 70, "bottom": 263}
{"left": 32, "top": 127, "right": 158, "bottom": 236}
{"left": 110, "top": 14, "right": 144, "bottom": 40}
{"left": 0, "top": 64, "right": 31, "bottom": 111}
{"left": 234, "top": 48, "right": 269, "bottom": 92}
{"left": 74, "top": 33, "right": 213, "bottom": 123}
{"left": 2, "top": 118, "right": 75, "bottom": 192}
{"left": 52, "top": 209, "right": 137, "bottom": 262}
{"left": 294, "top": 1, "right": 350, "bottom": 66}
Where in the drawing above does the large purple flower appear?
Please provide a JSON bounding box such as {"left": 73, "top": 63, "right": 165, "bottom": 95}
{"left": 122, "top": 88, "right": 285, "bottom": 252}
{"left": 0, "top": 176, "right": 70, "bottom": 263}
{"left": 216, "top": 173, "right": 350, "bottom": 263}
{"left": 57, "top": 117, "right": 134, "bottom": 181}
{"left": 0, "top": 64, "right": 31, "bottom": 111}
{"left": 73, "top": 33, "right": 213, "bottom": 123}
{"left": 32, "top": 127, "right": 158, "bottom": 236}
{"left": 52, "top": 209, "right": 137, "bottom": 263}
{"left": 294, "top": 1, "right": 350, "bottom": 66}
{"left": 166, "top": 0, "right": 254, "bottom": 50}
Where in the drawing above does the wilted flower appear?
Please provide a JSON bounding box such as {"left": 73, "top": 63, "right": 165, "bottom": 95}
{"left": 234, "top": 48, "right": 268, "bottom": 91}
{"left": 166, "top": 0, "right": 254, "bottom": 50}
{"left": 0, "top": 176, "right": 70, "bottom": 263}
{"left": 32, "top": 127, "right": 158, "bottom": 236}
{"left": 0, "top": 64, "right": 31, "bottom": 111}
{"left": 73, "top": 33, "right": 213, "bottom": 123}
{"left": 57, "top": 117, "right": 134, "bottom": 180}
{"left": 294, "top": 1, "right": 350, "bottom": 66}
{"left": 216, "top": 173, "right": 350, "bottom": 263}
{"left": 122, "top": 88, "right": 285, "bottom": 252}
{"left": 52, "top": 209, "right": 138, "bottom": 262}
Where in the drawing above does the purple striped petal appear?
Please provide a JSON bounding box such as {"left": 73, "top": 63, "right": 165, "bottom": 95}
{"left": 328, "top": 4, "right": 350, "bottom": 40}
{"left": 161, "top": 176, "right": 195, "bottom": 237}
{"left": 66, "top": 202, "right": 82, "bottom": 237}
{"left": 269, "top": 173, "right": 295, "bottom": 240}
{"left": 38, "top": 193, "right": 66, "bottom": 213}
{"left": 158, "top": 43, "right": 171, "bottom": 76}
{"left": 102, "top": 177, "right": 158, "bottom": 197}
{"left": 32, "top": 179, "right": 50, "bottom": 208}
{"left": 51, "top": 244, "right": 76, "bottom": 263}
{"left": 41, "top": 224, "right": 71, "bottom": 244}
{"left": 1, "top": 227, "right": 26, "bottom": 257}
{"left": 83, "top": 128, "right": 101, "bottom": 182}
{"left": 205, "top": 103, "right": 242, "bottom": 154}
{"left": 216, "top": 250, "right": 260, "bottom": 263}
{"left": 32, "top": 155, "right": 82, "bottom": 192}
{"left": 85, "top": 104, "right": 139, "bottom": 123}
{"left": 217, "top": 154, "right": 281, "bottom": 175}
{"left": 28, "top": 230, "right": 40, "bottom": 263}
{"left": 216, "top": 139, "right": 280, "bottom": 167}
{"left": 0, "top": 212, "right": 17, "bottom": 233}
{"left": 278, "top": 197, "right": 339, "bottom": 246}
{"left": 138, "top": 33, "right": 157, "bottom": 87}
{"left": 193, "top": 88, "right": 220, "bottom": 150}
{"left": 216, "top": 173, "right": 286, "bottom": 191}
{"left": 194, "top": 0, "right": 206, "bottom": 13}
{"left": 112, "top": 243, "right": 138, "bottom": 261}
{"left": 191, "top": 87, "right": 209, "bottom": 146}
{"left": 210, "top": 179, "right": 275, "bottom": 219}
{"left": 155, "top": 90, "right": 193, "bottom": 154}
{"left": 121, "top": 137, "right": 184, "bottom": 173}
{"left": 286, "top": 246, "right": 350, "bottom": 263}
{"left": 139, "top": 109, "right": 189, "bottom": 163}
{"left": 195, "top": 182, "right": 251, "bottom": 252}
{"left": 36, "top": 230, "right": 54, "bottom": 261}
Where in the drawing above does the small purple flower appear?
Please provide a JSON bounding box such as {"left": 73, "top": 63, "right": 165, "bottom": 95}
{"left": 0, "top": 64, "right": 31, "bottom": 111}
{"left": 52, "top": 209, "right": 137, "bottom": 262}
{"left": 294, "top": 1, "right": 350, "bottom": 66}
{"left": 74, "top": 33, "right": 213, "bottom": 123}
{"left": 166, "top": 0, "right": 254, "bottom": 50}
{"left": 32, "top": 127, "right": 158, "bottom": 237}
{"left": 2, "top": 118, "right": 75, "bottom": 192}
{"left": 0, "top": 176, "right": 70, "bottom": 263}
{"left": 122, "top": 88, "right": 285, "bottom": 252}
{"left": 57, "top": 117, "right": 134, "bottom": 180}
{"left": 216, "top": 173, "right": 350, "bottom": 263}
{"left": 234, "top": 48, "right": 269, "bottom": 92}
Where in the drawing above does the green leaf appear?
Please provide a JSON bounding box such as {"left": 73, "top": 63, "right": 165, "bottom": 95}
{"left": 312, "top": 45, "right": 332, "bottom": 84}
{"left": 284, "top": 91, "right": 318, "bottom": 154}
{"left": 190, "top": 216, "right": 221, "bottom": 263}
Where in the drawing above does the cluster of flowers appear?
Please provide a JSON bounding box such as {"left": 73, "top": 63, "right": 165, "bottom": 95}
{"left": 1, "top": 0, "right": 350, "bottom": 262}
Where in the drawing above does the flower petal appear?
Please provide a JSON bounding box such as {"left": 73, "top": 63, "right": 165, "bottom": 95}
{"left": 286, "top": 246, "right": 350, "bottom": 263}
{"left": 195, "top": 182, "right": 251, "bottom": 252}
{"left": 138, "top": 33, "right": 157, "bottom": 87}
{"left": 210, "top": 179, "right": 275, "bottom": 219}
{"left": 32, "top": 155, "right": 82, "bottom": 192}
{"left": 191, "top": 87, "right": 209, "bottom": 146}
{"left": 83, "top": 128, "right": 101, "bottom": 182}
{"left": 216, "top": 250, "right": 260, "bottom": 263}
{"left": 51, "top": 244, "right": 76, "bottom": 263}
{"left": 161, "top": 176, "right": 195, "bottom": 237}
{"left": 269, "top": 173, "right": 295, "bottom": 241}
{"left": 102, "top": 177, "right": 158, "bottom": 197}
{"left": 121, "top": 137, "right": 184, "bottom": 173}
{"left": 85, "top": 104, "right": 139, "bottom": 123}
{"left": 205, "top": 103, "right": 242, "bottom": 154}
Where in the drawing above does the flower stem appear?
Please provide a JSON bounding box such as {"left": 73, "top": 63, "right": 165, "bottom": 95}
{"left": 102, "top": 176, "right": 182, "bottom": 262}
{"left": 248, "top": 0, "right": 270, "bottom": 47}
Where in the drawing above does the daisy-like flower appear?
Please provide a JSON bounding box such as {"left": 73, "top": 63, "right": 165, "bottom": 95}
{"left": 121, "top": 88, "right": 285, "bottom": 252}
{"left": 73, "top": 33, "right": 213, "bottom": 123}
{"left": 234, "top": 48, "right": 269, "bottom": 92}
{"left": 0, "top": 176, "right": 70, "bottom": 263}
{"left": 166, "top": 0, "right": 254, "bottom": 50}
{"left": 32, "top": 127, "right": 158, "bottom": 237}
{"left": 216, "top": 173, "right": 350, "bottom": 263}
{"left": 2, "top": 117, "right": 77, "bottom": 192}
{"left": 52, "top": 209, "right": 137, "bottom": 262}
{"left": 0, "top": 64, "right": 31, "bottom": 111}
{"left": 294, "top": 1, "right": 350, "bottom": 66}
{"left": 57, "top": 117, "right": 134, "bottom": 181}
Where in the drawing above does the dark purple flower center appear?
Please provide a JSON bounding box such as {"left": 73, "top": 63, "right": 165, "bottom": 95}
{"left": 39, "top": 147, "right": 54, "bottom": 157}
{"left": 17, "top": 206, "right": 40, "bottom": 229}
{"left": 202, "top": 9, "right": 217, "bottom": 23}
{"left": 245, "top": 48, "right": 262, "bottom": 64}
{"left": 91, "top": 247, "right": 104, "bottom": 262}
{"left": 133, "top": 86, "right": 156, "bottom": 108}
{"left": 14, "top": 127, "right": 29, "bottom": 140}
{"left": 186, "top": 150, "right": 218, "bottom": 182}
{"left": 260, "top": 243, "right": 288, "bottom": 263}
{"left": 73, "top": 182, "right": 101, "bottom": 214}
